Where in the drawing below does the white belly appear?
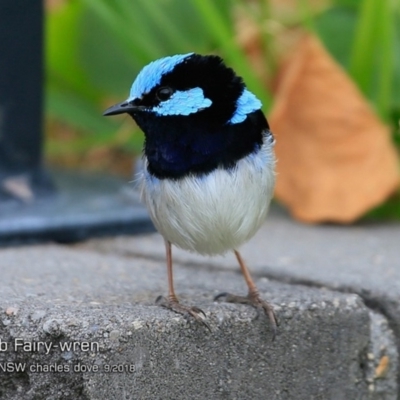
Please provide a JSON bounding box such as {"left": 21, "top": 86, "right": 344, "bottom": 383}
{"left": 139, "top": 139, "right": 275, "bottom": 256}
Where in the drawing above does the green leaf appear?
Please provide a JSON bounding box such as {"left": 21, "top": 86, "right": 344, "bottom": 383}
{"left": 314, "top": 7, "right": 357, "bottom": 68}
{"left": 78, "top": 9, "right": 142, "bottom": 96}
{"left": 349, "top": 0, "right": 382, "bottom": 98}
{"left": 316, "top": 2, "right": 400, "bottom": 121}
{"left": 46, "top": 87, "right": 119, "bottom": 134}
{"left": 77, "top": 0, "right": 229, "bottom": 96}
{"left": 332, "top": 0, "right": 360, "bottom": 9}
{"left": 46, "top": 1, "right": 100, "bottom": 101}
{"left": 389, "top": 12, "right": 400, "bottom": 108}
{"left": 374, "top": 0, "right": 395, "bottom": 120}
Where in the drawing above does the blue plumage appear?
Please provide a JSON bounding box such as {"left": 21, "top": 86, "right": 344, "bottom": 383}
{"left": 228, "top": 89, "right": 262, "bottom": 124}
{"left": 104, "top": 53, "right": 270, "bottom": 179}
{"left": 127, "top": 53, "right": 261, "bottom": 124}
{"left": 153, "top": 87, "right": 212, "bottom": 116}
{"left": 128, "top": 53, "right": 193, "bottom": 100}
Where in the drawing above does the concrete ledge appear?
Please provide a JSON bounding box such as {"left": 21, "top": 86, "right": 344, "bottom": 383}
{"left": 0, "top": 244, "right": 391, "bottom": 399}
{"left": 82, "top": 204, "right": 400, "bottom": 398}
{"left": 367, "top": 311, "right": 398, "bottom": 399}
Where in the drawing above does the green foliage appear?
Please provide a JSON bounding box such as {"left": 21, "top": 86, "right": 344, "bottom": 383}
{"left": 46, "top": 0, "right": 272, "bottom": 156}
{"left": 313, "top": 7, "right": 357, "bottom": 67}
{"left": 47, "top": 0, "right": 400, "bottom": 139}
{"left": 46, "top": 1, "right": 120, "bottom": 148}
{"left": 364, "top": 192, "right": 400, "bottom": 221}
{"left": 314, "top": 0, "right": 400, "bottom": 125}
{"left": 46, "top": 0, "right": 400, "bottom": 219}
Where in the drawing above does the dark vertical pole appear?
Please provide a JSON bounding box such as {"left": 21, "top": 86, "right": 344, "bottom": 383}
{"left": 0, "top": 1, "right": 153, "bottom": 244}
{"left": 0, "top": 0, "right": 53, "bottom": 200}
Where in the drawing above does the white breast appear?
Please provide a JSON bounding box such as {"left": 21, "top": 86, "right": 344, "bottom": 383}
{"left": 139, "top": 136, "right": 275, "bottom": 256}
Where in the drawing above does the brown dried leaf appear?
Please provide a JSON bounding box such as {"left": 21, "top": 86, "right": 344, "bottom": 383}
{"left": 375, "top": 355, "right": 389, "bottom": 379}
{"left": 269, "top": 34, "right": 400, "bottom": 223}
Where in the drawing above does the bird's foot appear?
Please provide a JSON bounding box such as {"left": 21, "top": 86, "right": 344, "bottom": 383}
{"left": 214, "top": 291, "right": 278, "bottom": 340}
{"left": 155, "top": 295, "right": 211, "bottom": 331}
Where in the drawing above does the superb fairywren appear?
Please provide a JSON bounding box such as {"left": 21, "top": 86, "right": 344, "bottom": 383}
{"left": 104, "top": 53, "right": 277, "bottom": 337}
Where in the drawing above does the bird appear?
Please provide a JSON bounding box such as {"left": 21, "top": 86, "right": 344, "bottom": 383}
{"left": 103, "top": 53, "right": 277, "bottom": 337}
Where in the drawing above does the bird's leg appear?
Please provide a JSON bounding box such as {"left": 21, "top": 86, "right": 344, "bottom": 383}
{"left": 215, "top": 250, "right": 278, "bottom": 339}
{"left": 155, "top": 240, "right": 210, "bottom": 330}
{"left": 165, "top": 239, "right": 178, "bottom": 303}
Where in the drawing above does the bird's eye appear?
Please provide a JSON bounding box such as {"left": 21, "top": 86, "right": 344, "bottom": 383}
{"left": 156, "top": 87, "right": 173, "bottom": 101}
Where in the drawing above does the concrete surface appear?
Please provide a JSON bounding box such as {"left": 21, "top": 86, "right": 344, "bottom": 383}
{"left": 0, "top": 170, "right": 153, "bottom": 245}
{"left": 84, "top": 203, "right": 400, "bottom": 396}
{"left": 367, "top": 311, "right": 398, "bottom": 399}
{"left": 0, "top": 204, "right": 399, "bottom": 399}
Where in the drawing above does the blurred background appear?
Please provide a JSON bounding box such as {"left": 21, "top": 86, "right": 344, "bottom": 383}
{"left": 43, "top": 0, "right": 399, "bottom": 223}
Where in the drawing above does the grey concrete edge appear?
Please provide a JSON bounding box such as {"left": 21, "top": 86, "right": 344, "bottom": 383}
{"left": 367, "top": 310, "right": 398, "bottom": 399}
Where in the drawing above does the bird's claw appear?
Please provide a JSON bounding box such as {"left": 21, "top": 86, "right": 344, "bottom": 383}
{"left": 155, "top": 296, "right": 211, "bottom": 331}
{"left": 214, "top": 291, "right": 278, "bottom": 340}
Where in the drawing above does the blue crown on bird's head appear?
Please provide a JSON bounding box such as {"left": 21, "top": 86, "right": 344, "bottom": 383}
{"left": 104, "top": 53, "right": 262, "bottom": 125}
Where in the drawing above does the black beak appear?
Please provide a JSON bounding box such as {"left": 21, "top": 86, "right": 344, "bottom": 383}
{"left": 103, "top": 101, "right": 139, "bottom": 116}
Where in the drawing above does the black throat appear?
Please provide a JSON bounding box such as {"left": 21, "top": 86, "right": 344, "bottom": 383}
{"left": 131, "top": 109, "right": 268, "bottom": 180}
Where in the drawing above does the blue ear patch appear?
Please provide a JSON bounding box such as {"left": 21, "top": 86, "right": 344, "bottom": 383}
{"left": 229, "top": 89, "right": 262, "bottom": 124}
{"left": 128, "top": 53, "right": 193, "bottom": 100}
{"left": 153, "top": 87, "right": 212, "bottom": 116}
